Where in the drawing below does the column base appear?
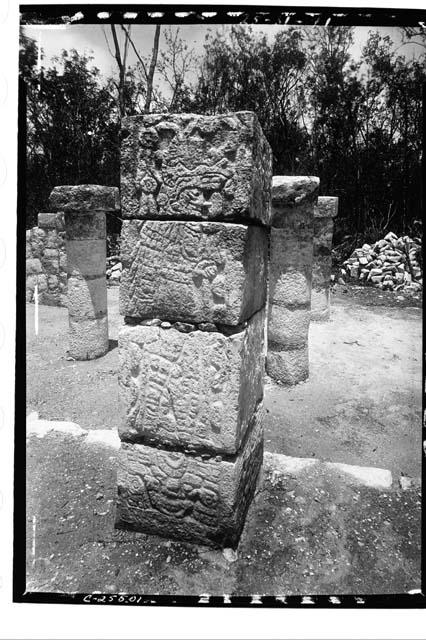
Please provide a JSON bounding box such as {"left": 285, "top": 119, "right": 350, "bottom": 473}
{"left": 68, "top": 315, "right": 109, "bottom": 360}
{"left": 115, "top": 405, "right": 264, "bottom": 548}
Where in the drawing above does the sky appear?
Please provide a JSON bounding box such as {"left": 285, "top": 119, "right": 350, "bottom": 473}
{"left": 22, "top": 23, "right": 424, "bottom": 87}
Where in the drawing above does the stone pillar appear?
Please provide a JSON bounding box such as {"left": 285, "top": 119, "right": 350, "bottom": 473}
{"left": 266, "top": 176, "right": 319, "bottom": 385}
{"left": 49, "top": 185, "right": 120, "bottom": 360}
{"left": 311, "top": 196, "right": 339, "bottom": 322}
{"left": 116, "top": 112, "right": 272, "bottom": 548}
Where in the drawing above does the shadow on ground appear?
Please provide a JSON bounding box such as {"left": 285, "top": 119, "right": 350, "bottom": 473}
{"left": 26, "top": 432, "right": 421, "bottom": 596}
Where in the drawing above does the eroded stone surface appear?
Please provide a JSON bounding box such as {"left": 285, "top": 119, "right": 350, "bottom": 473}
{"left": 315, "top": 196, "right": 339, "bottom": 219}
{"left": 118, "top": 308, "right": 265, "bottom": 454}
{"left": 66, "top": 239, "right": 106, "bottom": 278}
{"left": 67, "top": 276, "right": 107, "bottom": 320}
{"left": 271, "top": 176, "right": 319, "bottom": 223}
{"left": 266, "top": 346, "right": 309, "bottom": 385}
{"left": 120, "top": 112, "right": 272, "bottom": 224}
{"left": 120, "top": 220, "right": 268, "bottom": 324}
{"left": 268, "top": 305, "right": 310, "bottom": 348}
{"left": 38, "top": 212, "right": 65, "bottom": 231}
{"left": 115, "top": 404, "right": 264, "bottom": 547}
{"left": 65, "top": 212, "right": 106, "bottom": 240}
{"left": 267, "top": 176, "right": 317, "bottom": 385}
{"left": 49, "top": 185, "right": 120, "bottom": 213}
{"left": 310, "top": 288, "right": 330, "bottom": 321}
{"left": 68, "top": 315, "right": 109, "bottom": 360}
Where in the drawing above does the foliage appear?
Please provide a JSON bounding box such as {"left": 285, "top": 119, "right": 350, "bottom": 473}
{"left": 21, "top": 36, "right": 120, "bottom": 230}
{"left": 20, "top": 25, "right": 425, "bottom": 243}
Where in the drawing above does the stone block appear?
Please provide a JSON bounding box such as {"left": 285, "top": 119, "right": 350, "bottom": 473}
{"left": 120, "top": 220, "right": 268, "bottom": 324}
{"left": 271, "top": 176, "right": 319, "bottom": 226}
{"left": 266, "top": 346, "right": 309, "bottom": 385}
{"left": 47, "top": 274, "right": 59, "bottom": 289}
{"left": 269, "top": 221, "right": 314, "bottom": 270}
{"left": 115, "top": 404, "right": 264, "bottom": 547}
{"left": 49, "top": 185, "right": 120, "bottom": 213}
{"left": 315, "top": 196, "right": 339, "bottom": 219}
{"left": 67, "top": 275, "right": 107, "bottom": 320}
{"left": 120, "top": 112, "right": 272, "bottom": 225}
{"left": 38, "top": 213, "right": 58, "bottom": 229}
{"left": 68, "top": 315, "right": 109, "bottom": 360}
{"left": 268, "top": 305, "right": 310, "bottom": 348}
{"left": 37, "top": 274, "right": 48, "bottom": 292}
{"left": 66, "top": 239, "right": 106, "bottom": 278}
{"left": 26, "top": 258, "right": 42, "bottom": 275}
{"left": 118, "top": 308, "right": 265, "bottom": 454}
{"left": 310, "top": 288, "right": 330, "bottom": 322}
{"left": 65, "top": 212, "right": 106, "bottom": 240}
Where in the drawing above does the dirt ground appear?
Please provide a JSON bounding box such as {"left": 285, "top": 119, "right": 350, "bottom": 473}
{"left": 24, "top": 284, "right": 422, "bottom": 596}
{"left": 26, "top": 285, "right": 422, "bottom": 479}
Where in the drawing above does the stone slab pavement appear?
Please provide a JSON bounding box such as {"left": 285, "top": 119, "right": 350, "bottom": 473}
{"left": 25, "top": 422, "right": 421, "bottom": 596}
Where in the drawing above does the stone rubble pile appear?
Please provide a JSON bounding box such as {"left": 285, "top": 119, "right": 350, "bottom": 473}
{"left": 341, "top": 232, "right": 422, "bottom": 292}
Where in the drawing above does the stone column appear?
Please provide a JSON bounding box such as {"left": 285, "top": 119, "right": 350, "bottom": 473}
{"left": 49, "top": 185, "right": 120, "bottom": 360}
{"left": 311, "top": 196, "right": 339, "bottom": 322}
{"left": 116, "top": 112, "right": 272, "bottom": 548}
{"left": 266, "top": 176, "right": 319, "bottom": 385}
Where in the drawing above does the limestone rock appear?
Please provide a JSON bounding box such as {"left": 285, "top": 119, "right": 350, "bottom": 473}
{"left": 115, "top": 405, "right": 264, "bottom": 548}
{"left": 120, "top": 112, "right": 272, "bottom": 225}
{"left": 314, "top": 196, "right": 339, "bottom": 219}
{"left": 118, "top": 308, "right": 265, "bottom": 455}
{"left": 68, "top": 315, "right": 109, "bottom": 360}
{"left": 49, "top": 185, "right": 120, "bottom": 213}
{"left": 67, "top": 276, "right": 107, "bottom": 320}
{"left": 268, "top": 305, "right": 310, "bottom": 348}
{"left": 120, "top": 220, "right": 268, "bottom": 325}
{"left": 266, "top": 346, "right": 309, "bottom": 385}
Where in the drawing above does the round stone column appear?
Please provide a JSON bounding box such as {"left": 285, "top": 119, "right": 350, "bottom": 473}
{"left": 311, "top": 196, "right": 339, "bottom": 322}
{"left": 267, "top": 176, "right": 319, "bottom": 385}
{"left": 49, "top": 185, "right": 120, "bottom": 360}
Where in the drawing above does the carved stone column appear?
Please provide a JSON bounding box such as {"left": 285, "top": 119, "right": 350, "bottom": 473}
{"left": 311, "top": 196, "right": 339, "bottom": 322}
{"left": 49, "top": 185, "right": 120, "bottom": 360}
{"left": 267, "top": 176, "right": 319, "bottom": 385}
{"left": 116, "top": 112, "right": 272, "bottom": 547}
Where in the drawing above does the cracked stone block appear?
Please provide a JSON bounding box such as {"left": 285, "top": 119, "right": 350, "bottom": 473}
{"left": 120, "top": 112, "right": 272, "bottom": 225}
{"left": 266, "top": 345, "right": 309, "bottom": 385}
{"left": 118, "top": 308, "right": 265, "bottom": 455}
{"left": 115, "top": 404, "right": 264, "bottom": 548}
{"left": 120, "top": 220, "right": 268, "bottom": 324}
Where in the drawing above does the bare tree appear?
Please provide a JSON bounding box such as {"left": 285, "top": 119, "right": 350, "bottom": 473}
{"left": 105, "top": 24, "right": 161, "bottom": 115}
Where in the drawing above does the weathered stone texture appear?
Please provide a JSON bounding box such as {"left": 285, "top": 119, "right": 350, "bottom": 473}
{"left": 49, "top": 184, "right": 120, "bottom": 213}
{"left": 120, "top": 220, "right": 268, "bottom": 324}
{"left": 268, "top": 305, "right": 310, "bottom": 348}
{"left": 65, "top": 212, "right": 106, "bottom": 240}
{"left": 314, "top": 196, "right": 339, "bottom": 219}
{"left": 311, "top": 197, "right": 339, "bottom": 322}
{"left": 68, "top": 315, "right": 109, "bottom": 360}
{"left": 115, "top": 404, "right": 264, "bottom": 547}
{"left": 67, "top": 276, "right": 107, "bottom": 320}
{"left": 118, "top": 308, "right": 265, "bottom": 454}
{"left": 267, "top": 176, "right": 319, "bottom": 385}
{"left": 120, "top": 112, "right": 272, "bottom": 224}
{"left": 26, "top": 222, "right": 67, "bottom": 306}
{"left": 38, "top": 212, "right": 65, "bottom": 231}
{"left": 266, "top": 346, "right": 309, "bottom": 386}
{"left": 66, "top": 239, "right": 106, "bottom": 278}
